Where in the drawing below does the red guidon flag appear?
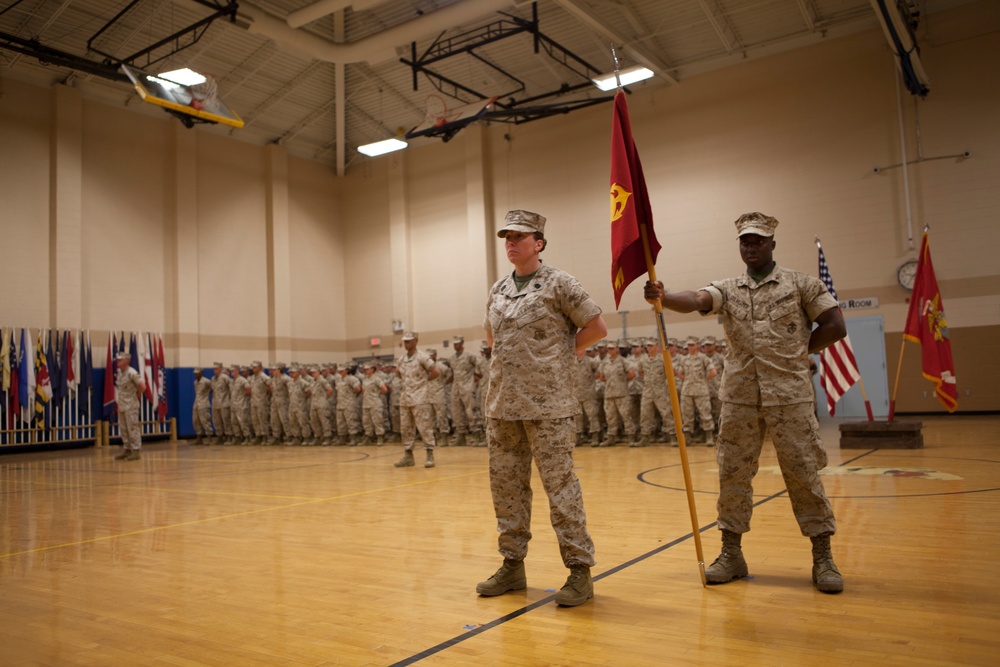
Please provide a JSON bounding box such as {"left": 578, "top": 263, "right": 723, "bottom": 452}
{"left": 610, "top": 91, "right": 660, "bottom": 309}
{"left": 903, "top": 231, "right": 957, "bottom": 412}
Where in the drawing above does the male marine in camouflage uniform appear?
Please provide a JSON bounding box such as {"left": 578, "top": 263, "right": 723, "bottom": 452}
{"left": 636, "top": 339, "right": 677, "bottom": 446}
{"left": 360, "top": 363, "right": 388, "bottom": 445}
{"left": 287, "top": 366, "right": 311, "bottom": 445}
{"left": 427, "top": 349, "right": 451, "bottom": 441}
{"left": 394, "top": 331, "right": 439, "bottom": 467}
{"left": 448, "top": 336, "right": 483, "bottom": 446}
{"left": 335, "top": 365, "right": 362, "bottom": 445}
{"left": 308, "top": 367, "right": 334, "bottom": 445}
{"left": 676, "top": 337, "right": 717, "bottom": 446}
{"left": 597, "top": 343, "right": 635, "bottom": 446}
{"left": 477, "top": 209, "right": 608, "bottom": 607}
{"left": 268, "top": 362, "right": 291, "bottom": 444}
{"left": 249, "top": 361, "right": 271, "bottom": 444}
{"left": 574, "top": 350, "right": 601, "bottom": 446}
{"left": 645, "top": 211, "right": 846, "bottom": 593}
{"left": 210, "top": 362, "right": 231, "bottom": 445}
{"left": 192, "top": 368, "right": 213, "bottom": 445}
{"left": 114, "top": 352, "right": 146, "bottom": 461}
{"left": 229, "top": 365, "right": 251, "bottom": 444}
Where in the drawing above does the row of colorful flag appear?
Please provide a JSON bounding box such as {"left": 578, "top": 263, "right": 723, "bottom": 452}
{"left": 1, "top": 329, "right": 171, "bottom": 434}
{"left": 1, "top": 328, "right": 94, "bottom": 430}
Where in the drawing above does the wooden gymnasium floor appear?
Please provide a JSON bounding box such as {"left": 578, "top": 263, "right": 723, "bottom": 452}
{"left": 2, "top": 415, "right": 999, "bottom": 667}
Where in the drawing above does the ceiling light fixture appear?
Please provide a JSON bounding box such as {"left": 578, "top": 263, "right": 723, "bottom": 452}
{"left": 357, "top": 138, "right": 408, "bottom": 157}
{"left": 592, "top": 65, "right": 654, "bottom": 92}
{"left": 158, "top": 68, "right": 207, "bottom": 86}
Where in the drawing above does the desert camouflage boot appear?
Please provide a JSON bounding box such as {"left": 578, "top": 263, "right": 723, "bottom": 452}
{"left": 554, "top": 565, "right": 593, "bottom": 606}
{"left": 476, "top": 559, "right": 526, "bottom": 597}
{"left": 811, "top": 534, "right": 844, "bottom": 593}
{"left": 705, "top": 530, "right": 749, "bottom": 584}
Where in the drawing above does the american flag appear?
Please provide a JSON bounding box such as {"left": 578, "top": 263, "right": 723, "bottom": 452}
{"left": 818, "top": 244, "right": 861, "bottom": 415}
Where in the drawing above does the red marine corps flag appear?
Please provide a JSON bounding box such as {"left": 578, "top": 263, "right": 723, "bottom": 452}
{"left": 609, "top": 91, "right": 660, "bottom": 309}
{"left": 900, "top": 230, "right": 957, "bottom": 412}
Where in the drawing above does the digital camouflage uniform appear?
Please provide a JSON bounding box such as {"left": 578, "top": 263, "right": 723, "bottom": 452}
{"left": 360, "top": 370, "right": 387, "bottom": 440}
{"left": 229, "top": 368, "right": 252, "bottom": 442}
{"left": 573, "top": 355, "right": 601, "bottom": 440}
{"left": 599, "top": 355, "right": 634, "bottom": 441}
{"left": 428, "top": 356, "right": 450, "bottom": 436}
{"left": 308, "top": 371, "right": 333, "bottom": 444}
{"left": 117, "top": 366, "right": 144, "bottom": 451}
{"left": 269, "top": 367, "right": 291, "bottom": 443}
{"left": 287, "top": 372, "right": 311, "bottom": 442}
{"left": 249, "top": 367, "right": 271, "bottom": 442}
{"left": 396, "top": 350, "right": 437, "bottom": 451}
{"left": 702, "top": 265, "right": 839, "bottom": 537}
{"left": 388, "top": 373, "right": 402, "bottom": 437}
{"left": 335, "top": 371, "right": 362, "bottom": 441}
{"left": 210, "top": 366, "right": 231, "bottom": 441}
{"left": 677, "top": 350, "right": 715, "bottom": 435}
{"left": 639, "top": 352, "right": 676, "bottom": 440}
{"left": 192, "top": 374, "right": 213, "bottom": 438}
{"left": 484, "top": 261, "right": 599, "bottom": 568}
{"left": 450, "top": 348, "right": 483, "bottom": 438}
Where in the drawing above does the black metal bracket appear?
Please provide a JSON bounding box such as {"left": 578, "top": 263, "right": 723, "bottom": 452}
{"left": 399, "top": 1, "right": 617, "bottom": 140}
{"left": 0, "top": 0, "right": 238, "bottom": 83}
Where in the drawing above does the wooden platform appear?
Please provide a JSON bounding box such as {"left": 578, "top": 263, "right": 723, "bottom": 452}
{"left": 840, "top": 419, "right": 924, "bottom": 449}
{"left": 2, "top": 416, "right": 999, "bottom": 666}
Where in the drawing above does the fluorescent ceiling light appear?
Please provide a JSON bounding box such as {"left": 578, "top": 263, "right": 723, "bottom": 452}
{"left": 592, "top": 65, "right": 654, "bottom": 92}
{"left": 357, "top": 138, "right": 408, "bottom": 157}
{"left": 158, "top": 68, "right": 207, "bottom": 86}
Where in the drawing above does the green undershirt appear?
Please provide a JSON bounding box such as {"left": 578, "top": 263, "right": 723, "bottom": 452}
{"left": 513, "top": 269, "right": 538, "bottom": 293}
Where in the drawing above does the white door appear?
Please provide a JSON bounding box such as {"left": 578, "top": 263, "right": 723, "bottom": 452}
{"left": 813, "top": 315, "right": 890, "bottom": 420}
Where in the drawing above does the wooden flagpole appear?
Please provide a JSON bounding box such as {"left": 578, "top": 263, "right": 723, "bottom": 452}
{"left": 640, "top": 224, "right": 707, "bottom": 586}
{"left": 611, "top": 43, "right": 704, "bottom": 585}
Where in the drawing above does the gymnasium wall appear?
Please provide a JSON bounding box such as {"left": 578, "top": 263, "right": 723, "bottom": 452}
{"left": 0, "top": 0, "right": 997, "bottom": 414}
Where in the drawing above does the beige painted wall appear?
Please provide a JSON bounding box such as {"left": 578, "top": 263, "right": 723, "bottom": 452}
{"left": 0, "top": 1, "right": 997, "bottom": 410}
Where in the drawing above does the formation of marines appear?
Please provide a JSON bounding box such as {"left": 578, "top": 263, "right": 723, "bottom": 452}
{"left": 190, "top": 334, "right": 726, "bottom": 449}
{"left": 191, "top": 335, "right": 497, "bottom": 448}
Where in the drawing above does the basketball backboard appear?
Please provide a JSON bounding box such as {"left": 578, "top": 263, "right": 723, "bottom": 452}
{"left": 405, "top": 95, "right": 498, "bottom": 142}
{"left": 121, "top": 64, "right": 244, "bottom": 129}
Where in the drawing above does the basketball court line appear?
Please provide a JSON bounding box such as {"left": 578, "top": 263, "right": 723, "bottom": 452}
{"left": 387, "top": 448, "right": 880, "bottom": 666}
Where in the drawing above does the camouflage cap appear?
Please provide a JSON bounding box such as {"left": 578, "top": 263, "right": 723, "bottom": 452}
{"left": 251, "top": 360, "right": 263, "bottom": 368}
{"left": 115, "top": 351, "right": 131, "bottom": 360}
{"left": 452, "top": 335, "right": 464, "bottom": 344}
{"left": 685, "top": 337, "right": 700, "bottom": 346}
{"left": 401, "top": 331, "right": 417, "bottom": 341}
{"left": 213, "top": 361, "right": 224, "bottom": 368}
{"left": 480, "top": 341, "right": 490, "bottom": 350}
{"left": 735, "top": 212, "right": 779, "bottom": 238}
{"left": 497, "top": 209, "right": 546, "bottom": 238}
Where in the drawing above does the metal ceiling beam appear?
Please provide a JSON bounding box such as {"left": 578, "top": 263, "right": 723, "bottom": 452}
{"left": 794, "top": 0, "right": 819, "bottom": 32}
{"left": 240, "top": 60, "right": 326, "bottom": 128}
{"left": 697, "top": 0, "right": 743, "bottom": 55}
{"left": 550, "top": 0, "right": 677, "bottom": 84}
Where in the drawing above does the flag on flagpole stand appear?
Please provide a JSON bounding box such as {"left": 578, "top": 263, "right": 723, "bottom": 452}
{"left": 103, "top": 332, "right": 117, "bottom": 421}
{"left": 65, "top": 329, "right": 77, "bottom": 395}
{"left": 156, "top": 333, "right": 168, "bottom": 421}
{"left": 610, "top": 91, "right": 660, "bottom": 309}
{"left": 8, "top": 330, "right": 19, "bottom": 429}
{"left": 816, "top": 242, "right": 862, "bottom": 416}
{"left": 902, "top": 231, "right": 957, "bottom": 412}
{"left": 34, "top": 331, "right": 53, "bottom": 427}
{"left": 79, "top": 331, "right": 93, "bottom": 419}
{"left": 1, "top": 327, "right": 10, "bottom": 393}
{"left": 142, "top": 332, "right": 155, "bottom": 405}
{"left": 23, "top": 329, "right": 35, "bottom": 424}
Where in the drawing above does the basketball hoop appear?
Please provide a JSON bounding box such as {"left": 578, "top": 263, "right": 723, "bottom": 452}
{"left": 423, "top": 94, "right": 448, "bottom": 128}
{"left": 189, "top": 75, "right": 219, "bottom": 112}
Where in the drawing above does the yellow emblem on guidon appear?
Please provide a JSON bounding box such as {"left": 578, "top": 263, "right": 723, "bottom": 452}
{"left": 610, "top": 183, "right": 632, "bottom": 222}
